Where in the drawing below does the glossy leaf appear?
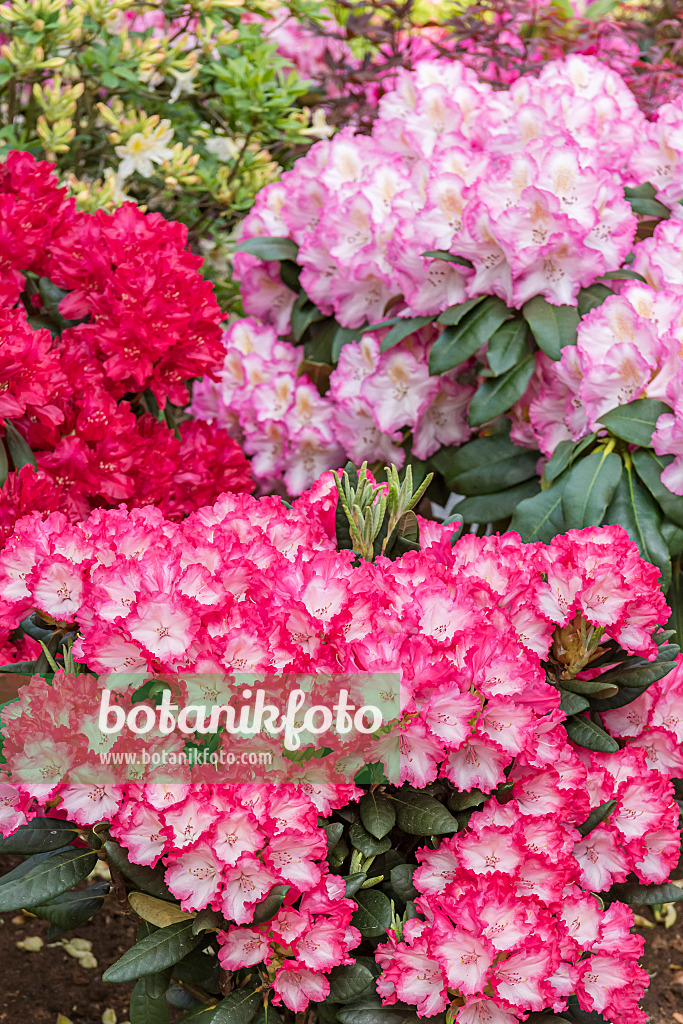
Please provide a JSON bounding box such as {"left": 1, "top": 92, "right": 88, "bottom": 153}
{"left": 468, "top": 354, "right": 535, "bottom": 427}
{"left": 557, "top": 689, "right": 590, "bottom": 715}
{"left": 577, "top": 800, "right": 617, "bottom": 838}
{"left": 577, "top": 284, "right": 612, "bottom": 316}
{"left": 429, "top": 297, "right": 509, "bottom": 374}
{"left": 598, "top": 398, "right": 672, "bottom": 447}
{"left": 360, "top": 792, "right": 396, "bottom": 840}
{"left": 632, "top": 449, "right": 683, "bottom": 528}
{"left": 349, "top": 823, "right": 391, "bottom": 857}
{"left": 610, "top": 881, "right": 683, "bottom": 906}
{"left": 328, "top": 963, "right": 375, "bottom": 1002}
{"left": 233, "top": 237, "right": 299, "bottom": 262}
{"left": 0, "top": 817, "right": 79, "bottom": 854}
{"left": 4, "top": 419, "right": 36, "bottom": 470}
{"left": 561, "top": 450, "right": 622, "bottom": 529}
{"left": 129, "top": 974, "right": 171, "bottom": 1024}
{"left": 211, "top": 989, "right": 261, "bottom": 1024}
{"left": 455, "top": 479, "right": 540, "bottom": 524}
{"left": 105, "top": 840, "right": 173, "bottom": 900}
{"left": 486, "top": 319, "right": 529, "bottom": 376}
{"left": 392, "top": 791, "right": 458, "bottom": 835}
{"left": 431, "top": 434, "right": 537, "bottom": 495}
{"left": 352, "top": 889, "right": 393, "bottom": 937}
{"left": 420, "top": 250, "right": 473, "bottom": 268}
{"left": 103, "top": 921, "right": 202, "bottom": 983}
{"left": 604, "top": 468, "right": 671, "bottom": 590}
{"left": 522, "top": 296, "right": 579, "bottom": 360}
{"left": 0, "top": 846, "right": 97, "bottom": 911}
{"left": 379, "top": 316, "right": 436, "bottom": 354}
{"left": 390, "top": 865, "right": 418, "bottom": 903}
{"left": 31, "top": 880, "right": 109, "bottom": 937}
{"left": 509, "top": 477, "right": 567, "bottom": 543}
{"left": 564, "top": 715, "right": 619, "bottom": 753}
{"left": 436, "top": 296, "right": 485, "bottom": 326}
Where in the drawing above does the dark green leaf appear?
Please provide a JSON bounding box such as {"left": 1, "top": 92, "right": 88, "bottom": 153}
{"left": 561, "top": 450, "right": 623, "bottom": 529}
{"left": 392, "top": 791, "right": 458, "bottom": 835}
{"left": 577, "top": 284, "right": 613, "bottom": 316}
{"left": 632, "top": 449, "right": 683, "bottom": 528}
{"left": 662, "top": 520, "right": 683, "bottom": 556}
{"left": 328, "top": 963, "right": 375, "bottom": 1002}
{"left": 4, "top": 420, "right": 36, "bottom": 470}
{"left": 349, "top": 823, "right": 391, "bottom": 857}
{"left": 251, "top": 885, "right": 289, "bottom": 924}
{"left": 105, "top": 840, "right": 173, "bottom": 900}
{"left": 0, "top": 817, "right": 79, "bottom": 854}
{"left": 211, "top": 989, "right": 261, "bottom": 1024}
{"left": 437, "top": 296, "right": 485, "bottom": 327}
{"left": 0, "top": 660, "right": 38, "bottom": 675}
{"left": 379, "top": 316, "right": 436, "bottom": 354}
{"left": 600, "top": 268, "right": 646, "bottom": 282}
{"left": 420, "top": 250, "right": 473, "bottom": 267}
{"left": 429, "top": 297, "right": 509, "bottom": 374}
{"left": 30, "top": 880, "right": 108, "bottom": 936}
{"left": 577, "top": 800, "right": 617, "bottom": 838}
{"left": 324, "top": 822, "right": 344, "bottom": 850}
{"left": 0, "top": 438, "right": 7, "bottom": 487}
{"left": 103, "top": 921, "right": 202, "bottom": 983}
{"left": 191, "top": 908, "right": 225, "bottom": 935}
{"left": 510, "top": 476, "right": 568, "bottom": 543}
{"left": 468, "top": 354, "right": 535, "bottom": 427}
{"left": 454, "top": 479, "right": 540, "bottom": 524}
{"left": 598, "top": 398, "right": 672, "bottom": 447}
{"left": 352, "top": 889, "right": 392, "bottom": 937}
{"left": 431, "top": 434, "right": 536, "bottom": 494}
{"left": 234, "top": 237, "right": 299, "bottom": 262}
{"left": 0, "top": 846, "right": 97, "bottom": 911}
{"left": 604, "top": 468, "right": 671, "bottom": 590}
{"left": 610, "top": 881, "right": 683, "bottom": 905}
{"left": 332, "top": 325, "right": 365, "bottom": 362}
{"left": 345, "top": 873, "right": 367, "bottom": 898}
{"left": 130, "top": 974, "right": 171, "bottom": 1024}
{"left": 522, "top": 296, "right": 579, "bottom": 360}
{"left": 560, "top": 676, "right": 619, "bottom": 699}
{"left": 557, "top": 688, "right": 590, "bottom": 715}
{"left": 290, "top": 294, "right": 325, "bottom": 342}
{"left": 360, "top": 793, "right": 396, "bottom": 840}
{"left": 591, "top": 643, "right": 679, "bottom": 687}
{"left": 564, "top": 715, "right": 619, "bottom": 753}
{"left": 278, "top": 259, "right": 301, "bottom": 292}
{"left": 389, "top": 865, "right": 418, "bottom": 903}
{"left": 544, "top": 441, "right": 574, "bottom": 483}
{"left": 487, "top": 319, "right": 529, "bottom": 376}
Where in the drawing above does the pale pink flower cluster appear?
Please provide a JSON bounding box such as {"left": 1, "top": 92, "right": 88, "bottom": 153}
{"left": 526, "top": 221, "right": 683, "bottom": 493}
{"left": 190, "top": 319, "right": 472, "bottom": 491}
{"left": 234, "top": 55, "right": 644, "bottom": 331}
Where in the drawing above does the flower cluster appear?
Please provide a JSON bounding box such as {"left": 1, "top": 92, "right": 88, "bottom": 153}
{"left": 377, "top": 807, "right": 650, "bottom": 1024}
{"left": 190, "top": 318, "right": 473, "bottom": 492}
{"left": 0, "top": 475, "right": 679, "bottom": 1020}
{"left": 234, "top": 55, "right": 643, "bottom": 330}
{"left": 524, "top": 218, "right": 683, "bottom": 493}
{"left": 0, "top": 150, "right": 253, "bottom": 543}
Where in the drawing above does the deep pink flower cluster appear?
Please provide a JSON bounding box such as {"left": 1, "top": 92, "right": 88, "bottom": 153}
{"left": 0, "top": 478, "right": 678, "bottom": 1020}
{"left": 377, "top": 808, "right": 650, "bottom": 1024}
{"left": 190, "top": 318, "right": 473, "bottom": 492}
{"left": 0, "top": 150, "right": 253, "bottom": 541}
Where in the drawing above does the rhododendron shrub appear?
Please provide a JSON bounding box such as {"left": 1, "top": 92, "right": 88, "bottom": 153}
{"left": 0, "top": 467, "right": 681, "bottom": 1023}
{"left": 191, "top": 53, "right": 683, "bottom": 639}
{"left": 0, "top": 149, "right": 253, "bottom": 540}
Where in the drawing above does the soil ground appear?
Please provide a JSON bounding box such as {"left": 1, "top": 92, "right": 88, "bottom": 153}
{"left": 2, "top": 856, "right": 683, "bottom": 1024}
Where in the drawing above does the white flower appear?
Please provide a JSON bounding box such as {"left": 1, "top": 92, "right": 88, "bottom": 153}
{"left": 205, "top": 135, "right": 241, "bottom": 162}
{"left": 115, "top": 122, "right": 174, "bottom": 179}
{"left": 169, "top": 64, "right": 200, "bottom": 103}
{"left": 299, "top": 108, "right": 335, "bottom": 141}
